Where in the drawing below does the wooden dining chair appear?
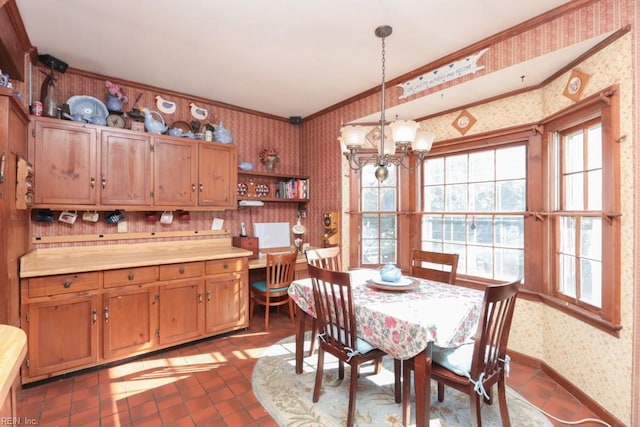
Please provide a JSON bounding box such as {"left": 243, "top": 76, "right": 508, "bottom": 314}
{"left": 249, "top": 251, "right": 298, "bottom": 331}
{"left": 304, "top": 246, "right": 342, "bottom": 355}
{"left": 410, "top": 249, "right": 459, "bottom": 284}
{"left": 397, "top": 279, "right": 521, "bottom": 427}
{"left": 308, "top": 264, "right": 393, "bottom": 427}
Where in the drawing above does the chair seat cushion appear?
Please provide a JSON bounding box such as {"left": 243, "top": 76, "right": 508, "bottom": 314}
{"left": 432, "top": 342, "right": 474, "bottom": 377}
{"left": 250, "top": 280, "right": 289, "bottom": 293}
{"left": 324, "top": 324, "right": 376, "bottom": 355}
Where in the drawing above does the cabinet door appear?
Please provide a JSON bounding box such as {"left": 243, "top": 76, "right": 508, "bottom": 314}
{"left": 103, "top": 286, "right": 158, "bottom": 360}
{"left": 32, "top": 120, "right": 98, "bottom": 205}
{"left": 158, "top": 279, "right": 204, "bottom": 345}
{"left": 100, "top": 130, "right": 153, "bottom": 206}
{"left": 198, "top": 143, "right": 237, "bottom": 207}
{"left": 205, "top": 272, "right": 248, "bottom": 334}
{"left": 23, "top": 295, "right": 99, "bottom": 378}
{"left": 153, "top": 138, "right": 197, "bottom": 206}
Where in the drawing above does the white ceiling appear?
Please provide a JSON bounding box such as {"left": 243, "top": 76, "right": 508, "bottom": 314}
{"left": 15, "top": 0, "right": 605, "bottom": 120}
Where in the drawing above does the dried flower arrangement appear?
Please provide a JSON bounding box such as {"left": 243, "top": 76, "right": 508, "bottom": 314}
{"left": 259, "top": 147, "right": 280, "bottom": 163}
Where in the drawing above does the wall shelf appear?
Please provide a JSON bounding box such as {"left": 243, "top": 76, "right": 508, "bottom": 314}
{"left": 237, "top": 171, "right": 309, "bottom": 203}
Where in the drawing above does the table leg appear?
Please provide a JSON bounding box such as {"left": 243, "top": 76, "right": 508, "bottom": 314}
{"left": 295, "top": 305, "right": 306, "bottom": 374}
{"left": 413, "top": 342, "right": 432, "bottom": 427}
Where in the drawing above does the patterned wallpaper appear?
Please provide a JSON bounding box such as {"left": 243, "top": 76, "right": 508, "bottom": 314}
{"left": 19, "top": 0, "right": 635, "bottom": 422}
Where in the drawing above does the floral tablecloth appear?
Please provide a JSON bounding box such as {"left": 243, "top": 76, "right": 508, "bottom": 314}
{"left": 288, "top": 269, "right": 484, "bottom": 360}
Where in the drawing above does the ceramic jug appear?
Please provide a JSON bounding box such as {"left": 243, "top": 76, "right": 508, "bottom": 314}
{"left": 380, "top": 263, "right": 402, "bottom": 282}
{"left": 143, "top": 108, "right": 168, "bottom": 134}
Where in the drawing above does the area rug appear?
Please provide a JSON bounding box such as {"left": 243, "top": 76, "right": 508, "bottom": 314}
{"left": 253, "top": 334, "right": 552, "bottom": 427}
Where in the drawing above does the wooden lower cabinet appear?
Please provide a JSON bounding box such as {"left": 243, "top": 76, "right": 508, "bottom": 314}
{"left": 23, "top": 295, "right": 100, "bottom": 378}
{"left": 205, "top": 273, "right": 246, "bottom": 334}
{"left": 20, "top": 256, "right": 249, "bottom": 383}
{"left": 158, "top": 279, "right": 205, "bottom": 345}
{"left": 103, "top": 286, "right": 158, "bottom": 360}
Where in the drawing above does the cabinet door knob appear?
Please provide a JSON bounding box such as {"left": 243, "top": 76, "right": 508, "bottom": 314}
{"left": 63, "top": 280, "right": 72, "bottom": 288}
{"left": 92, "top": 309, "right": 97, "bottom": 324}
{"left": 179, "top": 267, "right": 185, "bottom": 274}
{"left": 198, "top": 293, "right": 203, "bottom": 303}
{"left": 223, "top": 263, "right": 229, "bottom": 269}
{"left": 191, "top": 183, "right": 196, "bottom": 192}
{"left": 207, "top": 291, "right": 211, "bottom": 302}
{"left": 199, "top": 183, "right": 204, "bottom": 192}
{"left": 90, "top": 177, "right": 95, "bottom": 189}
{"left": 128, "top": 273, "right": 135, "bottom": 280}
{"left": 101, "top": 176, "right": 107, "bottom": 189}
{"left": 104, "top": 307, "right": 109, "bottom": 322}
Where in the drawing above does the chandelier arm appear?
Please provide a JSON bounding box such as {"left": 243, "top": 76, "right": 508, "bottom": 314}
{"left": 344, "top": 152, "right": 375, "bottom": 171}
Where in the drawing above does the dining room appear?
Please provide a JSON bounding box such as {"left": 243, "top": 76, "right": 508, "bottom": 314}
{"left": 0, "top": 0, "right": 638, "bottom": 426}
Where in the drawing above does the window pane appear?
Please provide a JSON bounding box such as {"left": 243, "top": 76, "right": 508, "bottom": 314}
{"left": 495, "top": 216, "right": 524, "bottom": 247}
{"left": 422, "top": 215, "right": 442, "bottom": 241}
{"left": 443, "top": 215, "right": 466, "bottom": 243}
{"left": 496, "top": 146, "right": 526, "bottom": 180}
{"left": 587, "top": 170, "right": 602, "bottom": 210}
{"left": 587, "top": 123, "right": 602, "bottom": 170}
{"left": 446, "top": 184, "right": 468, "bottom": 211}
{"left": 424, "top": 185, "right": 444, "bottom": 211}
{"left": 560, "top": 216, "right": 576, "bottom": 255}
{"left": 446, "top": 154, "right": 467, "bottom": 184}
{"left": 362, "top": 164, "right": 378, "bottom": 186}
{"left": 381, "top": 164, "right": 397, "bottom": 186}
{"left": 362, "top": 187, "right": 378, "bottom": 211}
{"left": 469, "top": 151, "right": 494, "bottom": 182}
{"left": 581, "top": 217, "right": 602, "bottom": 262}
{"left": 424, "top": 157, "right": 444, "bottom": 185}
{"left": 558, "top": 253, "right": 577, "bottom": 298}
{"left": 362, "top": 215, "right": 379, "bottom": 238}
{"left": 495, "top": 248, "right": 524, "bottom": 281}
{"left": 580, "top": 258, "right": 602, "bottom": 308}
{"left": 380, "top": 215, "right": 396, "bottom": 238}
{"left": 564, "top": 131, "right": 584, "bottom": 173}
{"left": 469, "top": 182, "right": 495, "bottom": 211}
{"left": 467, "top": 245, "right": 493, "bottom": 277}
{"left": 564, "top": 173, "right": 584, "bottom": 210}
{"left": 497, "top": 179, "right": 525, "bottom": 211}
{"left": 362, "top": 239, "right": 379, "bottom": 264}
{"left": 380, "top": 188, "right": 397, "bottom": 211}
{"left": 381, "top": 239, "right": 396, "bottom": 264}
{"left": 468, "top": 215, "right": 493, "bottom": 244}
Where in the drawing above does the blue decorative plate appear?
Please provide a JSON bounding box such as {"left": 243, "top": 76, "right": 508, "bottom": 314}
{"left": 67, "top": 95, "right": 109, "bottom": 118}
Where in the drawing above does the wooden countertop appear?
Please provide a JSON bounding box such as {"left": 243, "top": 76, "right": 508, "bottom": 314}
{"left": 0, "top": 325, "right": 27, "bottom": 407}
{"left": 20, "top": 238, "right": 253, "bottom": 278}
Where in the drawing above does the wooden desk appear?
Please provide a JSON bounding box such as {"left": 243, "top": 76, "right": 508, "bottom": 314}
{"left": 247, "top": 250, "right": 309, "bottom": 280}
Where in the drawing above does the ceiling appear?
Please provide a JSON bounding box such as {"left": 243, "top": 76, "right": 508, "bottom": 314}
{"left": 15, "top": 0, "right": 607, "bottom": 121}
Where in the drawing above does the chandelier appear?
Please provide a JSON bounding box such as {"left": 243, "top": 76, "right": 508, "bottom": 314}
{"left": 339, "top": 25, "right": 435, "bottom": 182}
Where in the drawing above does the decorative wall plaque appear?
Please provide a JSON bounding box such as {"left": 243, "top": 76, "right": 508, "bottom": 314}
{"left": 563, "top": 69, "right": 590, "bottom": 102}
{"left": 452, "top": 109, "right": 476, "bottom": 135}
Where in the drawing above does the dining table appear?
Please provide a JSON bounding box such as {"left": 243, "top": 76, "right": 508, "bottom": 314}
{"left": 287, "top": 268, "right": 484, "bottom": 427}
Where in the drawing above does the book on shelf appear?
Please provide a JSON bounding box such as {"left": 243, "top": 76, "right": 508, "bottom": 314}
{"left": 278, "top": 178, "right": 309, "bottom": 199}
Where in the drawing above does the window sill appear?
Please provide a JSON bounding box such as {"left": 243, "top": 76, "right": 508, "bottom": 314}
{"left": 455, "top": 277, "right": 622, "bottom": 337}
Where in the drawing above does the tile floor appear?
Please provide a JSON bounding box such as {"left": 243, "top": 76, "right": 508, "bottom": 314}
{"left": 16, "top": 309, "right": 605, "bottom": 427}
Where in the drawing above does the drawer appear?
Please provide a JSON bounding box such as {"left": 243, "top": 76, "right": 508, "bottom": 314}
{"left": 206, "top": 257, "right": 247, "bottom": 275}
{"left": 103, "top": 266, "right": 159, "bottom": 288}
{"left": 159, "top": 262, "right": 204, "bottom": 281}
{"left": 28, "top": 272, "right": 99, "bottom": 298}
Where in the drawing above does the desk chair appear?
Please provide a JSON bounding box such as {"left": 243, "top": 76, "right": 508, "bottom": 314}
{"left": 249, "top": 251, "right": 298, "bottom": 331}
{"left": 410, "top": 249, "right": 459, "bottom": 284}
{"left": 305, "top": 246, "right": 342, "bottom": 356}
{"left": 308, "top": 264, "right": 395, "bottom": 427}
{"left": 397, "top": 279, "right": 521, "bottom": 427}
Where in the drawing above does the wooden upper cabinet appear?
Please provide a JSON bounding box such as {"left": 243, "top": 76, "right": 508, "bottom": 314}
{"left": 32, "top": 119, "right": 98, "bottom": 205}
{"left": 100, "top": 129, "right": 153, "bottom": 206}
{"left": 198, "top": 143, "right": 237, "bottom": 208}
{"left": 153, "top": 137, "right": 197, "bottom": 206}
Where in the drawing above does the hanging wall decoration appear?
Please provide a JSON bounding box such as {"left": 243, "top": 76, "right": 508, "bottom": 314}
{"left": 452, "top": 109, "right": 476, "bottom": 135}
{"left": 155, "top": 95, "right": 177, "bottom": 114}
{"left": 189, "top": 102, "right": 209, "bottom": 121}
{"left": 562, "top": 69, "right": 591, "bottom": 102}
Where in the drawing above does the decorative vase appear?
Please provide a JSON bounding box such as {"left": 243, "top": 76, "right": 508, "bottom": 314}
{"left": 265, "top": 156, "right": 277, "bottom": 173}
{"left": 106, "top": 93, "right": 125, "bottom": 112}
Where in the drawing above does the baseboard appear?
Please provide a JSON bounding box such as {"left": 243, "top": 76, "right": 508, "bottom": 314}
{"left": 508, "top": 349, "right": 625, "bottom": 427}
